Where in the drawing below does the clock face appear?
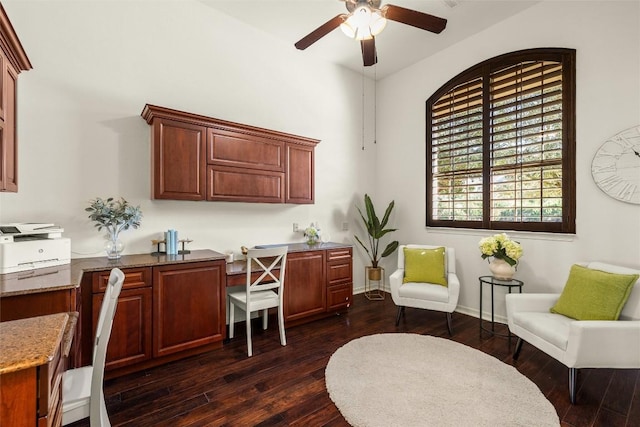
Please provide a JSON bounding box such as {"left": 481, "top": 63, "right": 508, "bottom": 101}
{"left": 591, "top": 125, "right": 640, "bottom": 205}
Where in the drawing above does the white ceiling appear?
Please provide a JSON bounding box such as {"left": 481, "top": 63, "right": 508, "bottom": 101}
{"left": 199, "top": 0, "right": 539, "bottom": 79}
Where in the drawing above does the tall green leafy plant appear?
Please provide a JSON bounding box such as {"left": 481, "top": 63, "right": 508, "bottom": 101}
{"left": 354, "top": 194, "right": 399, "bottom": 268}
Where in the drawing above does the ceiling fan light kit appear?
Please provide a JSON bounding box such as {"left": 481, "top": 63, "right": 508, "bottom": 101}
{"left": 295, "top": 0, "right": 447, "bottom": 67}
{"left": 339, "top": 4, "right": 387, "bottom": 40}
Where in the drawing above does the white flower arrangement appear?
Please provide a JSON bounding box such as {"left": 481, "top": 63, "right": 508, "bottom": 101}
{"left": 479, "top": 233, "right": 523, "bottom": 267}
{"left": 304, "top": 223, "right": 321, "bottom": 243}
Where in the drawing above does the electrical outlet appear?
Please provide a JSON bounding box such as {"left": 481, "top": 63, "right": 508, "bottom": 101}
{"left": 342, "top": 222, "right": 349, "bottom": 231}
{"left": 293, "top": 223, "right": 299, "bottom": 232}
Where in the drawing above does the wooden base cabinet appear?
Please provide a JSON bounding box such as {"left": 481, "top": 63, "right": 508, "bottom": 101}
{"left": 87, "top": 260, "right": 225, "bottom": 376}
{"left": 91, "top": 267, "right": 152, "bottom": 371}
{"left": 153, "top": 261, "right": 225, "bottom": 357}
{"left": 0, "top": 318, "right": 66, "bottom": 427}
{"left": 284, "top": 250, "right": 326, "bottom": 323}
{"left": 326, "top": 248, "right": 353, "bottom": 311}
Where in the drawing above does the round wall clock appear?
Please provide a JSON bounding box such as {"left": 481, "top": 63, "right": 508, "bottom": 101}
{"left": 591, "top": 125, "right": 640, "bottom": 205}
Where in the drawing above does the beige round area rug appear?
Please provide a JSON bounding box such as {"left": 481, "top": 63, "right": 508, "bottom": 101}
{"left": 325, "top": 333, "right": 559, "bottom": 427}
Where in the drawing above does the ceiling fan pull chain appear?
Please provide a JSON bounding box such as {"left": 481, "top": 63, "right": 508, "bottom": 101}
{"left": 362, "top": 65, "right": 366, "bottom": 151}
{"left": 374, "top": 63, "right": 377, "bottom": 145}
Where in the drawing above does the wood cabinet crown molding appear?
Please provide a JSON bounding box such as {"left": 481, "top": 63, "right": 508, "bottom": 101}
{"left": 141, "top": 104, "right": 319, "bottom": 148}
{"left": 0, "top": 4, "right": 31, "bottom": 72}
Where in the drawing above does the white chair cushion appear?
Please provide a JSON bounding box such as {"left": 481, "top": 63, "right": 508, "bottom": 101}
{"left": 229, "top": 289, "right": 280, "bottom": 311}
{"left": 512, "top": 311, "right": 573, "bottom": 351}
{"left": 397, "top": 281, "right": 449, "bottom": 303}
{"left": 62, "top": 366, "right": 93, "bottom": 425}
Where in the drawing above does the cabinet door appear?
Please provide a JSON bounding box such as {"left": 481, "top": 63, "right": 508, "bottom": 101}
{"left": 326, "top": 248, "right": 353, "bottom": 311}
{"left": 93, "top": 287, "right": 152, "bottom": 371}
{"left": 152, "top": 118, "right": 206, "bottom": 200}
{"left": 153, "top": 261, "right": 225, "bottom": 357}
{"left": 207, "top": 165, "right": 285, "bottom": 203}
{"left": 0, "top": 57, "right": 17, "bottom": 192}
{"left": 207, "top": 129, "right": 284, "bottom": 171}
{"left": 284, "top": 250, "right": 326, "bottom": 322}
{"left": 286, "top": 143, "right": 314, "bottom": 204}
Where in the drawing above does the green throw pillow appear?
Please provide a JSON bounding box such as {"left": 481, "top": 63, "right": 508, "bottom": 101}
{"left": 550, "top": 264, "right": 639, "bottom": 320}
{"left": 403, "top": 247, "right": 448, "bottom": 287}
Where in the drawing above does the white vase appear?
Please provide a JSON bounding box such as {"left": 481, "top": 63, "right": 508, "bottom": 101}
{"left": 489, "top": 258, "right": 514, "bottom": 280}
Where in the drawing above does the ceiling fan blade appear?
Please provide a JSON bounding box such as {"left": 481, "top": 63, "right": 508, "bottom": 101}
{"left": 383, "top": 4, "right": 447, "bottom": 34}
{"left": 295, "top": 14, "right": 346, "bottom": 50}
{"left": 361, "top": 38, "right": 377, "bottom": 66}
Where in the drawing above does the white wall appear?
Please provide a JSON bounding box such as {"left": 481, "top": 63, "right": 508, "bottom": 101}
{"left": 376, "top": 0, "right": 640, "bottom": 320}
{"left": 2, "top": 1, "right": 638, "bottom": 319}
{"left": 0, "top": 0, "right": 379, "bottom": 288}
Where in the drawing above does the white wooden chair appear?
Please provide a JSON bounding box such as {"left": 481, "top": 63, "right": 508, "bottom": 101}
{"left": 228, "top": 246, "right": 288, "bottom": 357}
{"left": 62, "top": 268, "right": 125, "bottom": 426}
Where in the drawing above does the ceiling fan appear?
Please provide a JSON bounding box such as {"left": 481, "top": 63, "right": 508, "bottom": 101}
{"left": 294, "top": 0, "right": 447, "bottom": 67}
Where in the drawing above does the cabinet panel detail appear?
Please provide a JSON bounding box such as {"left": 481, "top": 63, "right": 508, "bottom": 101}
{"left": 286, "top": 144, "right": 314, "bottom": 204}
{"left": 208, "top": 130, "right": 284, "bottom": 171}
{"left": 327, "top": 285, "right": 352, "bottom": 311}
{"left": 92, "top": 267, "right": 151, "bottom": 292}
{"left": 207, "top": 165, "right": 284, "bottom": 203}
{"left": 93, "top": 287, "right": 152, "bottom": 371}
{"left": 327, "top": 262, "right": 352, "bottom": 285}
{"left": 152, "top": 118, "right": 206, "bottom": 200}
{"left": 284, "top": 251, "right": 326, "bottom": 322}
{"left": 153, "top": 261, "right": 225, "bottom": 358}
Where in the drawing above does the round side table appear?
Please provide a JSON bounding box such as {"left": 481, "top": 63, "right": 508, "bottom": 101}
{"left": 478, "top": 275, "right": 524, "bottom": 338}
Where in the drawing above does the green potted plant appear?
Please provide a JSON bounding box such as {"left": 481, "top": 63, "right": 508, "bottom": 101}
{"left": 86, "top": 197, "right": 142, "bottom": 259}
{"left": 354, "top": 194, "right": 399, "bottom": 281}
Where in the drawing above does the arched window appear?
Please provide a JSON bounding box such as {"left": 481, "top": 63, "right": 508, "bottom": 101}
{"left": 426, "top": 48, "right": 576, "bottom": 233}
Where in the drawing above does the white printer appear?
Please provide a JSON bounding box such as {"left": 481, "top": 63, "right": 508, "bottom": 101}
{"left": 0, "top": 223, "right": 71, "bottom": 274}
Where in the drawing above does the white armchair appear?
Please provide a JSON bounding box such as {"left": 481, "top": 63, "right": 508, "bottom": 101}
{"left": 390, "top": 244, "right": 460, "bottom": 335}
{"left": 506, "top": 262, "right": 640, "bottom": 404}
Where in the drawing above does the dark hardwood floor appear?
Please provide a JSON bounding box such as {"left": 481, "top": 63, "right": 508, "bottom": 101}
{"left": 70, "top": 293, "right": 640, "bottom": 427}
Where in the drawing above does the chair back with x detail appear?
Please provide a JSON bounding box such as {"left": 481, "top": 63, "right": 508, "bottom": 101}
{"left": 228, "top": 246, "right": 288, "bottom": 357}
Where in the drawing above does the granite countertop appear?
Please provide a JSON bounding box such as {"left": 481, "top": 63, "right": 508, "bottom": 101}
{"left": 227, "top": 242, "right": 352, "bottom": 276}
{"left": 1, "top": 249, "right": 225, "bottom": 298}
{"left": 0, "top": 312, "right": 70, "bottom": 374}
{"left": 254, "top": 241, "right": 352, "bottom": 253}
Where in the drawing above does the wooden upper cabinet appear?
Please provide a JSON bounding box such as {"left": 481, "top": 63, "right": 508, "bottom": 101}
{"left": 287, "top": 143, "right": 314, "bottom": 204}
{"left": 0, "top": 5, "right": 32, "bottom": 193}
{"left": 141, "top": 104, "right": 319, "bottom": 204}
{"left": 151, "top": 118, "right": 206, "bottom": 200}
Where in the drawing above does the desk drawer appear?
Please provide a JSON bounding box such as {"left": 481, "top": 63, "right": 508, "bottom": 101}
{"left": 38, "top": 340, "right": 64, "bottom": 427}
{"left": 92, "top": 267, "right": 151, "bottom": 292}
{"left": 327, "top": 248, "right": 352, "bottom": 262}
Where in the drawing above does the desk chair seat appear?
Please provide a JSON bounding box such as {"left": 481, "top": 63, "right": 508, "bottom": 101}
{"left": 62, "top": 268, "right": 125, "bottom": 426}
{"left": 228, "top": 246, "right": 288, "bottom": 357}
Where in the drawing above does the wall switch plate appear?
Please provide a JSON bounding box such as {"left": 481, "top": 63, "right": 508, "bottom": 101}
{"left": 293, "top": 223, "right": 299, "bottom": 232}
{"left": 342, "top": 222, "right": 349, "bottom": 231}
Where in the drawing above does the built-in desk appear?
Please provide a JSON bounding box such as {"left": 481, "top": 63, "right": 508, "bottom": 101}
{"left": 0, "top": 312, "right": 77, "bottom": 427}
{"left": 73, "top": 250, "right": 227, "bottom": 377}
{"left": 226, "top": 242, "right": 353, "bottom": 325}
